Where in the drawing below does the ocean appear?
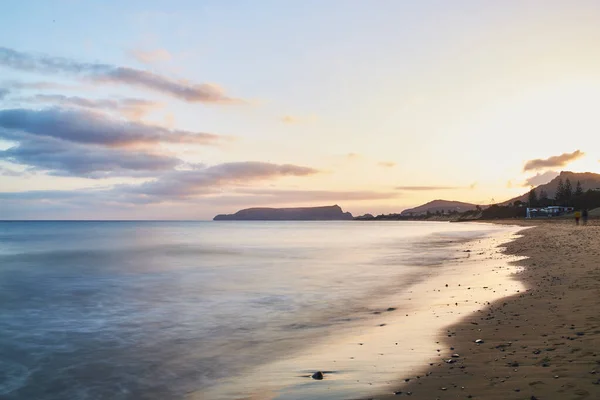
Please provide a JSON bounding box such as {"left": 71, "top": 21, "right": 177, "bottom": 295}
{"left": 0, "top": 221, "right": 521, "bottom": 400}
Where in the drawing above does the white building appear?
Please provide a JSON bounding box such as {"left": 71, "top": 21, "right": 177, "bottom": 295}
{"left": 526, "top": 206, "right": 574, "bottom": 218}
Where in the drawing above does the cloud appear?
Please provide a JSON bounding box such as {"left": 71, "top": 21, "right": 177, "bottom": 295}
{"left": 20, "top": 94, "right": 163, "bottom": 120}
{"left": 127, "top": 162, "right": 320, "bottom": 200}
{"left": 0, "top": 189, "right": 93, "bottom": 201}
{"left": 281, "top": 115, "right": 297, "bottom": 124}
{"left": 523, "top": 150, "right": 584, "bottom": 172}
{"left": 346, "top": 152, "right": 361, "bottom": 160}
{"left": 0, "top": 162, "right": 321, "bottom": 207}
{"left": 0, "top": 107, "right": 230, "bottom": 177}
{"left": 1, "top": 80, "right": 74, "bottom": 90}
{"left": 130, "top": 49, "right": 172, "bottom": 64}
{"left": 395, "top": 186, "right": 460, "bottom": 191}
{"left": 163, "top": 112, "right": 176, "bottom": 128}
{"left": 233, "top": 188, "right": 400, "bottom": 202}
{"left": 0, "top": 134, "right": 180, "bottom": 178}
{"left": 523, "top": 170, "right": 559, "bottom": 187}
{"left": 0, "top": 88, "right": 8, "bottom": 99}
{"left": 0, "top": 165, "right": 27, "bottom": 177}
{"left": 281, "top": 115, "right": 317, "bottom": 125}
{"left": 0, "top": 47, "right": 242, "bottom": 104}
{"left": 378, "top": 161, "right": 396, "bottom": 168}
{"left": 469, "top": 182, "right": 477, "bottom": 189}
{"left": 0, "top": 108, "right": 223, "bottom": 147}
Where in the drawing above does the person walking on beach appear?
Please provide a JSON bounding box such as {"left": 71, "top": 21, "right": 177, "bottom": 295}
{"left": 574, "top": 210, "right": 581, "bottom": 225}
{"left": 582, "top": 208, "right": 589, "bottom": 225}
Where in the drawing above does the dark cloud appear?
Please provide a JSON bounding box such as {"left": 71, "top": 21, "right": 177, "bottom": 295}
{"left": 0, "top": 47, "right": 241, "bottom": 104}
{"left": 0, "top": 108, "right": 223, "bottom": 147}
{"left": 0, "top": 107, "right": 221, "bottom": 178}
{"left": 0, "top": 134, "right": 180, "bottom": 178}
{"left": 21, "top": 94, "right": 162, "bottom": 119}
{"left": 395, "top": 186, "right": 459, "bottom": 191}
{"left": 523, "top": 170, "right": 559, "bottom": 187}
{"left": 0, "top": 88, "right": 8, "bottom": 99}
{"left": 523, "top": 150, "right": 584, "bottom": 172}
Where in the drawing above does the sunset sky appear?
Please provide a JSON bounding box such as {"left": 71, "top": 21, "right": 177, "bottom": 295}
{"left": 2, "top": 0, "right": 600, "bottom": 219}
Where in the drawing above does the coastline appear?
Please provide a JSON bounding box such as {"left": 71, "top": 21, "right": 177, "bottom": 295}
{"left": 367, "top": 219, "right": 600, "bottom": 400}
{"left": 196, "top": 223, "right": 527, "bottom": 400}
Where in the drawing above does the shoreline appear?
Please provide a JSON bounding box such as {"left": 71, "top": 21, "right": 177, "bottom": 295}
{"left": 197, "top": 223, "right": 527, "bottom": 400}
{"left": 367, "top": 219, "right": 600, "bottom": 399}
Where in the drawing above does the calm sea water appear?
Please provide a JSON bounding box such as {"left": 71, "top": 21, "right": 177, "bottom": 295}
{"left": 0, "top": 221, "right": 508, "bottom": 399}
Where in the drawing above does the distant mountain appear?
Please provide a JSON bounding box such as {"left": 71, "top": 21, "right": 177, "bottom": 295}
{"left": 400, "top": 199, "right": 479, "bottom": 216}
{"left": 354, "top": 213, "right": 375, "bottom": 220}
{"left": 213, "top": 205, "right": 353, "bottom": 221}
{"left": 503, "top": 171, "right": 600, "bottom": 205}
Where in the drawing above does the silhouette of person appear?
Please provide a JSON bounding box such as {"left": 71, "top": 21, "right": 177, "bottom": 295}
{"left": 574, "top": 210, "right": 581, "bottom": 225}
{"left": 582, "top": 208, "right": 589, "bottom": 226}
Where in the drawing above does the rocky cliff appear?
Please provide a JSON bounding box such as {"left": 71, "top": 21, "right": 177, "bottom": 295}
{"left": 213, "top": 205, "right": 354, "bottom": 221}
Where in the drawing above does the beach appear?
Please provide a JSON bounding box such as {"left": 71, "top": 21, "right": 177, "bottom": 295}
{"left": 198, "top": 224, "right": 526, "bottom": 400}
{"left": 0, "top": 221, "right": 519, "bottom": 400}
{"left": 1, "top": 220, "right": 599, "bottom": 399}
{"left": 368, "top": 220, "right": 600, "bottom": 400}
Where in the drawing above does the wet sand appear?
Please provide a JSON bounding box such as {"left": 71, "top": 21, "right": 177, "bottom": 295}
{"left": 368, "top": 220, "right": 600, "bottom": 400}
{"left": 197, "top": 224, "right": 527, "bottom": 400}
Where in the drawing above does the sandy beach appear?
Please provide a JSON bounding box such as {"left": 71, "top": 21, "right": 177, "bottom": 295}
{"left": 367, "top": 220, "right": 600, "bottom": 400}
{"left": 191, "top": 223, "right": 529, "bottom": 400}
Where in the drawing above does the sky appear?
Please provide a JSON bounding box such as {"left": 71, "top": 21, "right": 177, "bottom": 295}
{"left": 2, "top": 0, "right": 600, "bottom": 219}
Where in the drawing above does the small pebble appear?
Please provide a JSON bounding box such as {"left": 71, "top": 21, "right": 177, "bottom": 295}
{"left": 311, "top": 371, "right": 324, "bottom": 380}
